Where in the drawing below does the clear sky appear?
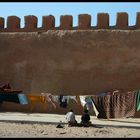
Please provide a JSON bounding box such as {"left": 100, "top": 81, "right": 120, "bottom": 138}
{"left": 0, "top": 2, "right": 140, "bottom": 27}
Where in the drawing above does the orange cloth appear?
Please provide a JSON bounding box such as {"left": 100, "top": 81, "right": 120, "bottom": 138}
{"left": 26, "top": 94, "right": 46, "bottom": 104}
{"left": 26, "top": 94, "right": 47, "bottom": 112}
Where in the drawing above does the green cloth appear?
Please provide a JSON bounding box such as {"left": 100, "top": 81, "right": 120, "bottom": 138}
{"left": 136, "top": 90, "right": 140, "bottom": 111}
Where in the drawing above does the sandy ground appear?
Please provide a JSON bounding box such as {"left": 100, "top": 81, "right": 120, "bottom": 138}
{"left": 0, "top": 121, "right": 139, "bottom": 138}
{"left": 0, "top": 112, "right": 139, "bottom": 138}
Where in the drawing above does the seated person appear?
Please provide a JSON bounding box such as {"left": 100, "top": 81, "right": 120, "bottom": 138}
{"left": 81, "top": 109, "right": 92, "bottom": 127}
{"left": 65, "top": 109, "right": 77, "bottom": 126}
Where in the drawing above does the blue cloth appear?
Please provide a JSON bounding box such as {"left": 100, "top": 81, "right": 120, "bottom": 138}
{"left": 18, "top": 94, "right": 28, "bottom": 105}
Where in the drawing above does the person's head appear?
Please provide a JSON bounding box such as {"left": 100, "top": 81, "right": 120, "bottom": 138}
{"left": 70, "top": 109, "right": 73, "bottom": 112}
{"left": 84, "top": 109, "right": 88, "bottom": 114}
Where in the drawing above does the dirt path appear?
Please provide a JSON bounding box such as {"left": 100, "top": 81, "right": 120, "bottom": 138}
{"left": 0, "top": 122, "right": 139, "bottom": 138}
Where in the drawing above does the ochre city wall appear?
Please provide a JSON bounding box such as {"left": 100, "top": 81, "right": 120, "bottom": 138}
{"left": 0, "top": 13, "right": 140, "bottom": 117}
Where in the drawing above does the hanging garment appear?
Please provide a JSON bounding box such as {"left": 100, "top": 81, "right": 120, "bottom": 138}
{"left": 62, "top": 95, "right": 78, "bottom": 108}
{"left": 79, "top": 96, "right": 87, "bottom": 107}
{"left": 26, "top": 94, "right": 47, "bottom": 111}
{"left": 0, "top": 93, "right": 20, "bottom": 104}
{"left": 52, "top": 95, "right": 59, "bottom": 103}
{"left": 85, "top": 96, "right": 93, "bottom": 110}
{"left": 59, "top": 95, "right": 68, "bottom": 108}
{"left": 26, "top": 94, "right": 46, "bottom": 104}
{"left": 91, "top": 91, "right": 136, "bottom": 119}
{"left": 79, "top": 96, "right": 93, "bottom": 111}
{"left": 69, "top": 96, "right": 77, "bottom": 103}
{"left": 92, "top": 94, "right": 110, "bottom": 119}
{"left": 135, "top": 90, "right": 140, "bottom": 111}
{"left": 41, "top": 93, "right": 58, "bottom": 109}
{"left": 62, "top": 96, "right": 70, "bottom": 103}
{"left": 18, "top": 94, "right": 28, "bottom": 105}
{"left": 61, "top": 96, "right": 77, "bottom": 103}
{"left": 90, "top": 98, "right": 99, "bottom": 117}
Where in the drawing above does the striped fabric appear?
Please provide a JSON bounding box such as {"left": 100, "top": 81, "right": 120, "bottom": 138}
{"left": 91, "top": 91, "right": 136, "bottom": 119}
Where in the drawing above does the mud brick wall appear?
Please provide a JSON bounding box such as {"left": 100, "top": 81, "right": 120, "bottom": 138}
{"left": 0, "top": 13, "right": 140, "bottom": 117}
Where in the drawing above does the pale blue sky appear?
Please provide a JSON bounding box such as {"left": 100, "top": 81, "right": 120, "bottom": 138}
{"left": 0, "top": 2, "right": 140, "bottom": 27}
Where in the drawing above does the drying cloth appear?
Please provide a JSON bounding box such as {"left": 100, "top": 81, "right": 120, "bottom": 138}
{"left": 41, "top": 93, "right": 58, "bottom": 109}
{"left": 0, "top": 93, "right": 20, "bottom": 104}
{"left": 61, "top": 96, "right": 77, "bottom": 103}
{"left": 135, "top": 90, "right": 140, "bottom": 111}
{"left": 79, "top": 96, "right": 87, "bottom": 107}
{"left": 41, "top": 93, "right": 78, "bottom": 109}
{"left": 61, "top": 95, "right": 78, "bottom": 108}
{"left": 79, "top": 96, "right": 93, "bottom": 111}
{"left": 85, "top": 96, "right": 93, "bottom": 110}
{"left": 69, "top": 96, "right": 78, "bottom": 103}
{"left": 91, "top": 91, "right": 136, "bottom": 119}
{"left": 91, "top": 99, "right": 99, "bottom": 117}
{"left": 58, "top": 95, "right": 68, "bottom": 108}
{"left": 26, "top": 94, "right": 46, "bottom": 104}
{"left": 18, "top": 94, "right": 28, "bottom": 105}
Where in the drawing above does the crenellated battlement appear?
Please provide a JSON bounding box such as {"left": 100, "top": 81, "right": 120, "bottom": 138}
{"left": 0, "top": 12, "right": 140, "bottom": 32}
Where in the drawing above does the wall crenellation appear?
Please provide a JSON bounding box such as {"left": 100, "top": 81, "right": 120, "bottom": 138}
{"left": 0, "top": 12, "right": 140, "bottom": 32}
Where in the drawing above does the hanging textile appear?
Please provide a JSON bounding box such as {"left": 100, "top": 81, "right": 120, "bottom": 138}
{"left": 57, "top": 95, "right": 77, "bottom": 108}
{"left": 26, "top": 94, "right": 47, "bottom": 111}
{"left": 91, "top": 91, "right": 136, "bottom": 119}
{"left": 18, "top": 94, "right": 28, "bottom": 105}
{"left": 91, "top": 98, "right": 99, "bottom": 117}
{"left": 85, "top": 96, "right": 93, "bottom": 110}
{"left": 26, "top": 94, "right": 46, "bottom": 104}
{"left": 41, "top": 93, "right": 58, "bottom": 109}
{"left": 135, "top": 90, "right": 140, "bottom": 111}
{"left": 69, "top": 96, "right": 77, "bottom": 103}
{"left": 61, "top": 96, "right": 77, "bottom": 104}
{"left": 79, "top": 95, "right": 93, "bottom": 111}
{"left": 0, "top": 93, "right": 20, "bottom": 104}
{"left": 59, "top": 95, "right": 67, "bottom": 108}
{"left": 62, "top": 95, "right": 78, "bottom": 108}
{"left": 79, "top": 96, "right": 86, "bottom": 108}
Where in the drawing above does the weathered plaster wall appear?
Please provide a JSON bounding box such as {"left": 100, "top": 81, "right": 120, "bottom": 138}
{"left": 0, "top": 30, "right": 140, "bottom": 95}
